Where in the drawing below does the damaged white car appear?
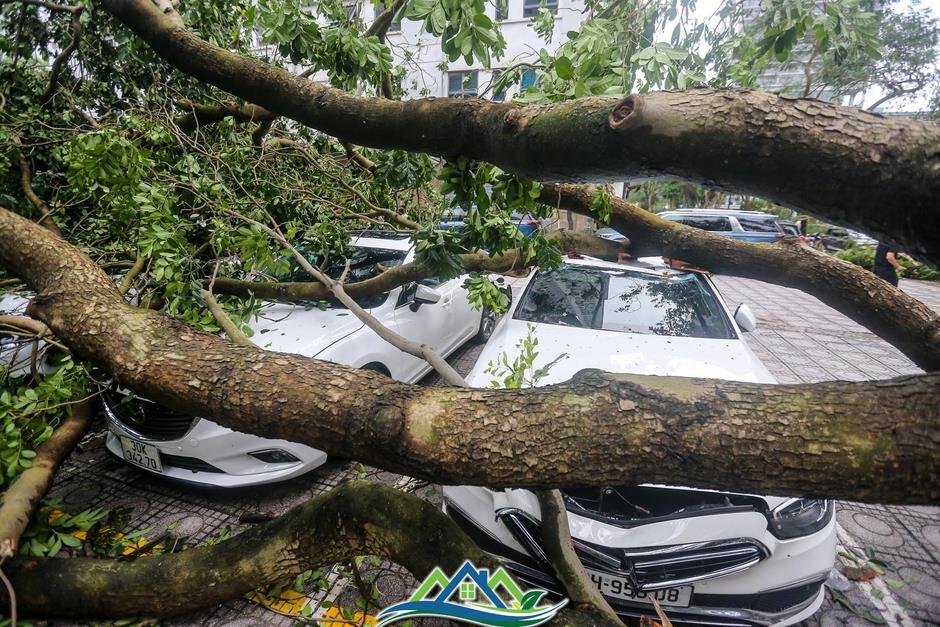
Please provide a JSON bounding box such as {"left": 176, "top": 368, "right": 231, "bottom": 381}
{"left": 443, "top": 256, "right": 836, "bottom": 626}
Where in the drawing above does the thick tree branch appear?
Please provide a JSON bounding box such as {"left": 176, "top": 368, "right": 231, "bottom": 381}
{"left": 211, "top": 230, "right": 627, "bottom": 302}
{"left": 538, "top": 490, "right": 623, "bottom": 625}
{"left": 542, "top": 183, "right": 940, "bottom": 372}
{"left": 0, "top": 397, "right": 95, "bottom": 558}
{"left": 99, "top": 0, "right": 940, "bottom": 264}
{"left": 1, "top": 206, "right": 937, "bottom": 503}
{"left": 0, "top": 481, "right": 611, "bottom": 626}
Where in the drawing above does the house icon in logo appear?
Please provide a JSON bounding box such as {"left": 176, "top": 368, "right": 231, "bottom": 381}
{"left": 375, "top": 561, "right": 567, "bottom": 627}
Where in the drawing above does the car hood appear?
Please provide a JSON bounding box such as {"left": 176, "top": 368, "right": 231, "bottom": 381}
{"left": 246, "top": 301, "right": 365, "bottom": 357}
{"left": 467, "top": 320, "right": 785, "bottom": 511}
{"left": 466, "top": 320, "right": 776, "bottom": 386}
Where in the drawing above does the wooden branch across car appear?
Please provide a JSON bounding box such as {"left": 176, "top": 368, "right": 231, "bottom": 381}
{"left": 1, "top": 206, "right": 938, "bottom": 503}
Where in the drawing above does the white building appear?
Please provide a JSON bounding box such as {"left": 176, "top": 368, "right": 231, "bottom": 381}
{"left": 344, "top": 0, "right": 588, "bottom": 100}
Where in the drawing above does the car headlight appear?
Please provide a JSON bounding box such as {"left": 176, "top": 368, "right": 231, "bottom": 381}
{"left": 767, "top": 499, "right": 833, "bottom": 539}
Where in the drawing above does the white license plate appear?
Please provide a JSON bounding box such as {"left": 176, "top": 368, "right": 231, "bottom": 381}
{"left": 119, "top": 436, "right": 163, "bottom": 473}
{"left": 585, "top": 568, "right": 692, "bottom": 608}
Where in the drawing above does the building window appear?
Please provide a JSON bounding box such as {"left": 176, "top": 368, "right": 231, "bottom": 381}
{"left": 520, "top": 68, "right": 538, "bottom": 90}
{"left": 495, "top": 0, "right": 508, "bottom": 21}
{"left": 490, "top": 70, "right": 506, "bottom": 101}
{"left": 523, "top": 0, "right": 558, "bottom": 18}
{"left": 375, "top": 1, "right": 401, "bottom": 33}
{"left": 448, "top": 71, "right": 478, "bottom": 99}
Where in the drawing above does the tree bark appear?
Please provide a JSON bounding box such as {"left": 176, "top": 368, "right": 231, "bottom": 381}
{"left": 540, "top": 183, "right": 940, "bottom": 372}
{"left": 538, "top": 490, "right": 623, "bottom": 625}
{"left": 1, "top": 206, "right": 937, "bottom": 503}
{"left": 99, "top": 0, "right": 940, "bottom": 265}
{"left": 0, "top": 480, "right": 615, "bottom": 626}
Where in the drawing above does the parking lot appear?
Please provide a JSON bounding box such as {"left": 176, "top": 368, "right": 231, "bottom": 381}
{"left": 44, "top": 275, "right": 940, "bottom": 626}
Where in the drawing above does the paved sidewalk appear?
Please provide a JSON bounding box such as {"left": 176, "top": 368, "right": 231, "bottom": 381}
{"left": 38, "top": 276, "right": 940, "bottom": 626}
{"left": 712, "top": 276, "right": 939, "bottom": 626}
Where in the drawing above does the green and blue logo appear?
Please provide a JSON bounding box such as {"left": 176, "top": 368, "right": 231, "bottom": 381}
{"left": 375, "top": 561, "right": 567, "bottom": 627}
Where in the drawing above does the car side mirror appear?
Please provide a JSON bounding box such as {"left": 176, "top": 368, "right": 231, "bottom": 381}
{"left": 413, "top": 284, "right": 442, "bottom": 307}
{"left": 734, "top": 303, "right": 757, "bottom": 332}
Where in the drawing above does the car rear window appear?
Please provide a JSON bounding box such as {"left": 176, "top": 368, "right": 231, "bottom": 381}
{"left": 514, "top": 265, "right": 734, "bottom": 339}
{"left": 680, "top": 216, "right": 732, "bottom": 231}
{"left": 279, "top": 246, "right": 407, "bottom": 307}
{"left": 736, "top": 216, "right": 782, "bottom": 233}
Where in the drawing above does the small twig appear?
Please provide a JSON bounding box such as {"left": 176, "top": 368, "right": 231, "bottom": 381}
{"left": 0, "top": 560, "right": 16, "bottom": 627}
{"left": 202, "top": 262, "right": 256, "bottom": 347}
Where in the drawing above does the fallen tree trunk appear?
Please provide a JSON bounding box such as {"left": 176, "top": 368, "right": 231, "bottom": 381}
{"left": 1, "top": 206, "right": 937, "bottom": 503}
{"left": 0, "top": 397, "right": 96, "bottom": 558}
{"left": 210, "top": 230, "right": 626, "bottom": 301}
{"left": 99, "top": 0, "right": 940, "bottom": 264}
{"left": 0, "top": 480, "right": 614, "bottom": 626}
{"left": 541, "top": 183, "right": 940, "bottom": 372}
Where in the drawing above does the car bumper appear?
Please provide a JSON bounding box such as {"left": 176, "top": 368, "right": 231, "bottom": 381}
{"left": 442, "top": 492, "right": 835, "bottom": 627}
{"left": 104, "top": 406, "right": 327, "bottom": 488}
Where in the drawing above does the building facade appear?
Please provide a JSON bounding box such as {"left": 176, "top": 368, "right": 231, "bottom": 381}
{"left": 342, "top": 0, "right": 588, "bottom": 100}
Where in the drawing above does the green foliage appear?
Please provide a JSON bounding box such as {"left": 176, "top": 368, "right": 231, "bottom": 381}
{"left": 833, "top": 246, "right": 940, "bottom": 282}
{"left": 373, "top": 150, "right": 435, "bottom": 189}
{"left": 19, "top": 502, "right": 107, "bottom": 557}
{"left": 485, "top": 323, "right": 567, "bottom": 388}
{"left": 0, "top": 356, "right": 90, "bottom": 486}
{"left": 406, "top": 0, "right": 506, "bottom": 66}
{"left": 463, "top": 274, "right": 509, "bottom": 314}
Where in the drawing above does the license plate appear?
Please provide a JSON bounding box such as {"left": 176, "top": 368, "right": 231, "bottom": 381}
{"left": 586, "top": 568, "right": 692, "bottom": 608}
{"left": 119, "top": 436, "right": 163, "bottom": 473}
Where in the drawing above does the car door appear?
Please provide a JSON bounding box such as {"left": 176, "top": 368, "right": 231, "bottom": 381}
{"left": 390, "top": 278, "right": 453, "bottom": 381}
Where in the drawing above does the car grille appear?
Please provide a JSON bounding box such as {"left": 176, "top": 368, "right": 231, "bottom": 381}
{"left": 497, "top": 508, "right": 767, "bottom": 591}
{"left": 579, "top": 540, "right": 769, "bottom": 590}
{"left": 103, "top": 390, "right": 196, "bottom": 441}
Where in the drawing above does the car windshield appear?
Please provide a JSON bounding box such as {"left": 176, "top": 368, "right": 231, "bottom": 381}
{"left": 514, "top": 264, "right": 734, "bottom": 339}
{"left": 278, "top": 246, "right": 407, "bottom": 308}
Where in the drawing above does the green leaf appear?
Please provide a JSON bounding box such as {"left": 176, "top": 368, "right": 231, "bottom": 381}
{"left": 555, "top": 56, "right": 574, "bottom": 80}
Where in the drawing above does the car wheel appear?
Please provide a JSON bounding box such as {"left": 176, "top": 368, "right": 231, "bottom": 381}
{"left": 473, "top": 307, "right": 498, "bottom": 344}
{"left": 360, "top": 363, "right": 390, "bottom": 377}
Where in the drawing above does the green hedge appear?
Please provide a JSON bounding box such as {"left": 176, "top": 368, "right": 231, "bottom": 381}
{"left": 833, "top": 246, "right": 940, "bottom": 282}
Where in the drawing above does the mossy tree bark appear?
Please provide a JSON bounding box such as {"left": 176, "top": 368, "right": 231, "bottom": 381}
{"left": 1, "top": 206, "right": 937, "bottom": 503}
{"left": 0, "top": 481, "right": 616, "bottom": 626}
{"left": 99, "top": 0, "right": 940, "bottom": 264}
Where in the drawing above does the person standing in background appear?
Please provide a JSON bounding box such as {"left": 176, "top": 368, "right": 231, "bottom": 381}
{"left": 873, "top": 242, "right": 905, "bottom": 287}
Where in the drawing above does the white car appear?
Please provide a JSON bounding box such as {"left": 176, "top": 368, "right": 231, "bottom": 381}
{"left": 443, "top": 255, "right": 836, "bottom": 626}
{"left": 0, "top": 291, "right": 50, "bottom": 377}
{"left": 103, "top": 232, "right": 498, "bottom": 487}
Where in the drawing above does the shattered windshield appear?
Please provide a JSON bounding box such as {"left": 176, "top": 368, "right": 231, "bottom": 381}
{"left": 514, "top": 264, "right": 734, "bottom": 339}
{"left": 278, "top": 246, "right": 407, "bottom": 308}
